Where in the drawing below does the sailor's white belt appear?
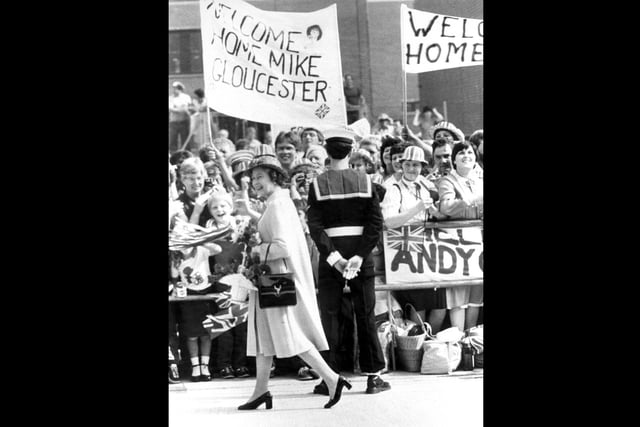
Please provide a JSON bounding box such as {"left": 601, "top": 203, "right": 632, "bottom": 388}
{"left": 325, "top": 226, "right": 364, "bottom": 237}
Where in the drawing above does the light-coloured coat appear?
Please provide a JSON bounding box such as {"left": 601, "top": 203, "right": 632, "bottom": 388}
{"left": 246, "top": 187, "right": 329, "bottom": 357}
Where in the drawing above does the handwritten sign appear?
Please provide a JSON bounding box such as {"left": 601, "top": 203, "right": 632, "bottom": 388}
{"left": 199, "top": 0, "right": 347, "bottom": 128}
{"left": 401, "top": 4, "right": 483, "bottom": 73}
{"left": 383, "top": 222, "right": 483, "bottom": 283}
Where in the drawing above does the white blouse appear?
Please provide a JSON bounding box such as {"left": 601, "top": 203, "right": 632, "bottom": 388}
{"left": 380, "top": 176, "right": 436, "bottom": 224}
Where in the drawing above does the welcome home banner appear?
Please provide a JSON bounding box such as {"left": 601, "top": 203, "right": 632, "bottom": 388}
{"left": 199, "top": 0, "right": 347, "bottom": 128}
{"left": 383, "top": 222, "right": 483, "bottom": 284}
{"left": 400, "top": 4, "right": 483, "bottom": 73}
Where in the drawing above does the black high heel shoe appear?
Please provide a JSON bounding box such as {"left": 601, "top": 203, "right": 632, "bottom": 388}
{"left": 238, "top": 391, "right": 273, "bottom": 410}
{"left": 324, "top": 376, "right": 352, "bottom": 409}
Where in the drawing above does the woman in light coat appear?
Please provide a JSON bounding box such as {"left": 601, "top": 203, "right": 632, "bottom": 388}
{"left": 235, "top": 147, "right": 351, "bottom": 410}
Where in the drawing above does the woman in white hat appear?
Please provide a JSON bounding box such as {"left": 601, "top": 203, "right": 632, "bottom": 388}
{"left": 380, "top": 145, "right": 448, "bottom": 332}
{"left": 234, "top": 146, "right": 351, "bottom": 410}
{"left": 432, "top": 121, "right": 465, "bottom": 143}
{"left": 380, "top": 146, "right": 444, "bottom": 226}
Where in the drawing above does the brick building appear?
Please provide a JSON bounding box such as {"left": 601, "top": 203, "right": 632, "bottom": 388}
{"left": 169, "top": 0, "right": 482, "bottom": 137}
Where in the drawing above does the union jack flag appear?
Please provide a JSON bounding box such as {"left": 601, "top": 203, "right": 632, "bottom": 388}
{"left": 202, "top": 292, "right": 249, "bottom": 340}
{"left": 169, "top": 217, "right": 233, "bottom": 251}
{"left": 315, "top": 103, "right": 331, "bottom": 119}
{"left": 386, "top": 225, "right": 425, "bottom": 253}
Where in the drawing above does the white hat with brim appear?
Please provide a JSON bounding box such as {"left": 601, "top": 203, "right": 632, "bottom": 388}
{"left": 400, "top": 146, "right": 429, "bottom": 167}
{"left": 433, "top": 121, "right": 465, "bottom": 142}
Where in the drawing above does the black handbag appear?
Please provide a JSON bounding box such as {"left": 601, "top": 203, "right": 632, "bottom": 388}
{"left": 257, "top": 244, "right": 297, "bottom": 309}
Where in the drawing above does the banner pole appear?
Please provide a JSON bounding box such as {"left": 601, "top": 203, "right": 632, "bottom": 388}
{"left": 180, "top": 132, "right": 194, "bottom": 151}
{"left": 331, "top": 3, "right": 348, "bottom": 129}
{"left": 443, "top": 100, "right": 448, "bottom": 122}
{"left": 400, "top": 4, "right": 408, "bottom": 139}
{"left": 206, "top": 103, "right": 214, "bottom": 149}
{"left": 402, "top": 72, "right": 408, "bottom": 136}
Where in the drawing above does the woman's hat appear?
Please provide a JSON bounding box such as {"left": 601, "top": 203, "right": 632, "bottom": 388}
{"left": 432, "top": 121, "right": 465, "bottom": 142}
{"left": 400, "top": 146, "right": 429, "bottom": 167}
{"left": 245, "top": 144, "right": 287, "bottom": 178}
{"left": 226, "top": 149, "right": 256, "bottom": 177}
{"left": 172, "top": 81, "right": 185, "bottom": 91}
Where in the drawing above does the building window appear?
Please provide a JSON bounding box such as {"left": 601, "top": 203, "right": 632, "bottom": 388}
{"left": 169, "top": 30, "right": 202, "bottom": 75}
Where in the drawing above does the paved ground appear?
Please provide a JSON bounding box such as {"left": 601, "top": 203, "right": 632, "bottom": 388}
{"left": 169, "top": 369, "right": 483, "bottom": 427}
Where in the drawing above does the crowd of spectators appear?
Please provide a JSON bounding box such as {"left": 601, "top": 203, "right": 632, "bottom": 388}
{"left": 169, "top": 81, "right": 483, "bottom": 384}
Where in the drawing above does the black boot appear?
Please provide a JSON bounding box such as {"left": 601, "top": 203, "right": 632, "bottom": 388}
{"left": 366, "top": 375, "right": 391, "bottom": 394}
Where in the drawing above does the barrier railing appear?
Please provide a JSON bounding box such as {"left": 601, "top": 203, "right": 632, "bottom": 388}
{"left": 169, "top": 219, "right": 483, "bottom": 301}
{"left": 168, "top": 278, "right": 482, "bottom": 302}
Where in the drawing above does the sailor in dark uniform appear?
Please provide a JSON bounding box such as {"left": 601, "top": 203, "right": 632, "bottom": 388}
{"left": 307, "top": 129, "right": 391, "bottom": 395}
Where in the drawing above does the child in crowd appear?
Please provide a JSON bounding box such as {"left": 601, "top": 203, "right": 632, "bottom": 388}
{"left": 204, "top": 190, "right": 252, "bottom": 379}
{"left": 171, "top": 158, "right": 225, "bottom": 382}
{"left": 172, "top": 238, "right": 223, "bottom": 382}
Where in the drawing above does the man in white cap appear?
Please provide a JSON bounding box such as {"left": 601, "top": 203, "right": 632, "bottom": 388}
{"left": 307, "top": 128, "right": 391, "bottom": 395}
{"left": 169, "top": 81, "right": 192, "bottom": 153}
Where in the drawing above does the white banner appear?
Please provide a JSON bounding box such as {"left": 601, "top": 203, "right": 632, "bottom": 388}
{"left": 383, "top": 222, "right": 483, "bottom": 283}
{"left": 270, "top": 124, "right": 305, "bottom": 140}
{"left": 199, "top": 0, "right": 347, "bottom": 128}
{"left": 401, "top": 4, "right": 483, "bottom": 73}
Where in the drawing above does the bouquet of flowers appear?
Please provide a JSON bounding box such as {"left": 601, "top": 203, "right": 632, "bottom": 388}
{"left": 203, "top": 217, "right": 269, "bottom": 289}
{"left": 230, "top": 220, "right": 273, "bottom": 289}
{"left": 238, "top": 223, "right": 266, "bottom": 276}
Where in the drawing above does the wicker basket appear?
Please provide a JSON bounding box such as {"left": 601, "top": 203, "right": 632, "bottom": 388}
{"left": 395, "top": 305, "right": 433, "bottom": 350}
{"left": 396, "top": 332, "right": 427, "bottom": 350}
{"left": 395, "top": 347, "right": 424, "bottom": 372}
{"left": 394, "top": 305, "right": 434, "bottom": 371}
